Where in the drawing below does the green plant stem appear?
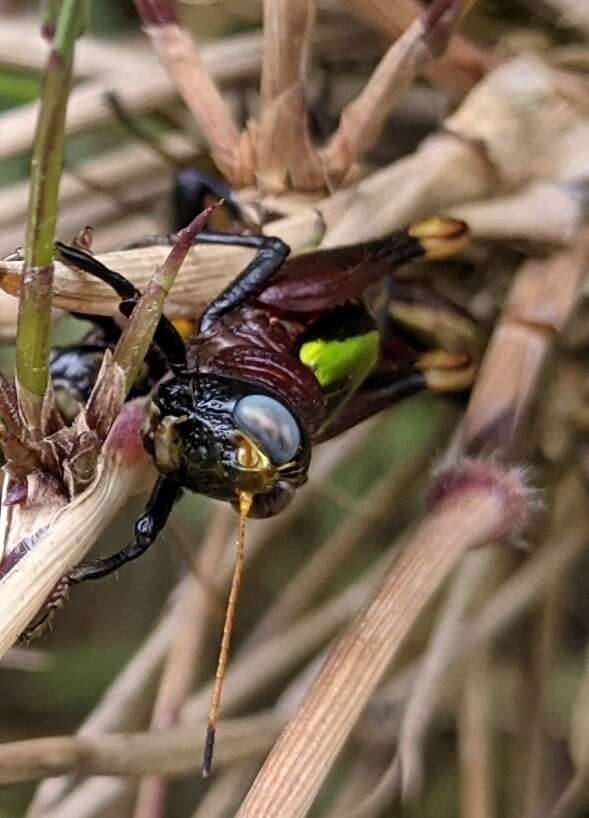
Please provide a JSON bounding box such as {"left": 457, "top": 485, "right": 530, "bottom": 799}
{"left": 41, "top": 0, "right": 64, "bottom": 40}
{"left": 113, "top": 205, "right": 218, "bottom": 394}
{"left": 16, "top": 0, "right": 89, "bottom": 425}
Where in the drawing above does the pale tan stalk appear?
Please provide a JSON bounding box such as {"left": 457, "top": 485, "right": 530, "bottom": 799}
{"left": 0, "top": 31, "right": 266, "bottom": 159}
{"left": 0, "top": 132, "right": 194, "bottom": 248}
{"left": 324, "top": 56, "right": 589, "bottom": 245}
{"left": 0, "top": 646, "right": 49, "bottom": 671}
{"left": 324, "top": 759, "right": 385, "bottom": 818}
{"left": 43, "top": 778, "right": 134, "bottom": 818}
{"left": 0, "top": 713, "right": 280, "bottom": 783}
{"left": 399, "top": 547, "right": 496, "bottom": 800}
{"left": 341, "top": 0, "right": 491, "bottom": 94}
{"left": 254, "top": 0, "right": 322, "bottom": 191}
{"left": 321, "top": 0, "right": 460, "bottom": 184}
{"left": 458, "top": 641, "right": 495, "bottom": 818}
{"left": 322, "top": 134, "right": 492, "bottom": 246}
{"left": 26, "top": 582, "right": 187, "bottom": 817}
{"left": 448, "top": 181, "right": 587, "bottom": 245}
{"left": 236, "top": 463, "right": 528, "bottom": 818}
{"left": 260, "top": 0, "right": 313, "bottom": 108}
{"left": 132, "top": 513, "right": 227, "bottom": 818}
{"left": 183, "top": 550, "right": 390, "bottom": 724}
{"left": 541, "top": 778, "right": 589, "bottom": 818}
{"left": 139, "top": 21, "right": 245, "bottom": 184}
{"left": 0, "top": 16, "right": 153, "bottom": 74}
{"left": 549, "top": 523, "right": 589, "bottom": 818}
{"left": 455, "top": 501, "right": 587, "bottom": 678}
{"left": 459, "top": 233, "right": 589, "bottom": 454}
{"left": 347, "top": 759, "right": 402, "bottom": 818}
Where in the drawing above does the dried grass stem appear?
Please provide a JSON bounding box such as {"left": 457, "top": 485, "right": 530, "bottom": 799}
{"left": 236, "top": 464, "right": 526, "bottom": 817}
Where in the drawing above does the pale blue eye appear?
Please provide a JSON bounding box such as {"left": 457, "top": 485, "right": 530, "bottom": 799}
{"left": 233, "top": 395, "right": 300, "bottom": 465}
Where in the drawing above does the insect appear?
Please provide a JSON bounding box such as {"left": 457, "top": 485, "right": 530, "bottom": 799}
{"left": 53, "top": 214, "right": 475, "bottom": 530}
{"left": 47, "top": 204, "right": 477, "bottom": 772}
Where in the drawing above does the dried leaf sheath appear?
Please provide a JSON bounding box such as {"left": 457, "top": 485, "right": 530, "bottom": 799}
{"left": 0, "top": 402, "right": 156, "bottom": 659}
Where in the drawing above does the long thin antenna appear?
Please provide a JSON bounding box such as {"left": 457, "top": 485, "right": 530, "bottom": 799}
{"left": 202, "top": 490, "right": 252, "bottom": 777}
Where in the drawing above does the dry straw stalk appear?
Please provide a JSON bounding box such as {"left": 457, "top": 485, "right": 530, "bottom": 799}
{"left": 0, "top": 714, "right": 280, "bottom": 784}
{"left": 236, "top": 462, "right": 528, "bottom": 818}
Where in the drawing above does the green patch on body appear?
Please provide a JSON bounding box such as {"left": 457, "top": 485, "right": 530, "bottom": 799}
{"left": 300, "top": 330, "right": 380, "bottom": 388}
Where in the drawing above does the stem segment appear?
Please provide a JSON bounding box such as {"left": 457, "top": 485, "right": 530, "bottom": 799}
{"left": 16, "top": 0, "right": 90, "bottom": 426}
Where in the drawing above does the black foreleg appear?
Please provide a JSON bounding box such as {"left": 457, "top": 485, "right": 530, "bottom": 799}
{"left": 56, "top": 242, "right": 187, "bottom": 372}
{"left": 67, "top": 478, "right": 181, "bottom": 584}
{"left": 195, "top": 232, "right": 290, "bottom": 332}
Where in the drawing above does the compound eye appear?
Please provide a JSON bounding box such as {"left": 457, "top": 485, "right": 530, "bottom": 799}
{"left": 233, "top": 394, "right": 300, "bottom": 465}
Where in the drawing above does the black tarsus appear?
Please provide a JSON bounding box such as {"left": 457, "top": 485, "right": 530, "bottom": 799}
{"left": 67, "top": 478, "right": 181, "bottom": 584}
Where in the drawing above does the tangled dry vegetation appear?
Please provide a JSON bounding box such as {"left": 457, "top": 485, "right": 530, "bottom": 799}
{"left": 1, "top": 1, "right": 589, "bottom": 817}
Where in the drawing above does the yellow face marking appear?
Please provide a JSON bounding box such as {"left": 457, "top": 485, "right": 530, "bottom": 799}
{"left": 236, "top": 436, "right": 272, "bottom": 471}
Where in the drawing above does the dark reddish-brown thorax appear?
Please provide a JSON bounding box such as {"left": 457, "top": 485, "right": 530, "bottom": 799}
{"left": 186, "top": 237, "right": 426, "bottom": 440}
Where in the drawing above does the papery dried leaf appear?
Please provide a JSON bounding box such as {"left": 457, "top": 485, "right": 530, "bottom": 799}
{"left": 0, "top": 470, "right": 67, "bottom": 569}
{"left": 83, "top": 349, "right": 126, "bottom": 441}
{"left": 0, "top": 432, "right": 42, "bottom": 481}
{"left": 62, "top": 430, "right": 101, "bottom": 498}
{"left": 445, "top": 56, "right": 589, "bottom": 187}
{"left": 0, "top": 376, "right": 23, "bottom": 438}
{"left": 254, "top": 0, "right": 322, "bottom": 192}
{"left": 35, "top": 426, "right": 78, "bottom": 480}
{"left": 39, "top": 384, "right": 67, "bottom": 438}
{"left": 0, "top": 401, "right": 156, "bottom": 657}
